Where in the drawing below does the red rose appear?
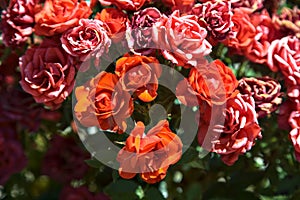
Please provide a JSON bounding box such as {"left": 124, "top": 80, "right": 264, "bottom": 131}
{"left": 99, "top": 0, "right": 147, "bottom": 11}
{"left": 267, "top": 36, "right": 300, "bottom": 88}
{"left": 162, "top": 0, "right": 195, "bottom": 13}
{"left": 117, "top": 120, "right": 182, "bottom": 184}
{"left": 188, "top": 59, "right": 238, "bottom": 105}
{"left": 244, "top": 10, "right": 280, "bottom": 64}
{"left": 61, "top": 19, "right": 111, "bottom": 62}
{"left": 277, "top": 99, "right": 300, "bottom": 130}
{"left": 19, "top": 38, "right": 77, "bottom": 110}
{"left": 34, "top": 0, "right": 92, "bottom": 36}
{"left": 94, "top": 8, "right": 128, "bottom": 43}
{"left": 273, "top": 6, "right": 300, "bottom": 38}
{"left": 238, "top": 77, "right": 282, "bottom": 118}
{"left": 74, "top": 72, "right": 133, "bottom": 133}
{"left": 289, "top": 111, "right": 300, "bottom": 162}
{"left": 198, "top": 93, "right": 261, "bottom": 166}
{"left": 153, "top": 10, "right": 212, "bottom": 67}
{"left": 1, "top": 0, "right": 37, "bottom": 47}
{"left": 225, "top": 8, "right": 256, "bottom": 52}
{"left": 115, "top": 55, "right": 162, "bottom": 102}
{"left": 191, "top": 1, "right": 233, "bottom": 40}
{"left": 41, "top": 135, "right": 89, "bottom": 183}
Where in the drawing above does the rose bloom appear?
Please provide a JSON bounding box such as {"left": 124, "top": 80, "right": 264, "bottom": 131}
{"left": 199, "top": 0, "right": 264, "bottom": 11}
{"left": 162, "top": 0, "right": 195, "bottom": 13}
{"left": 59, "top": 185, "right": 110, "bottom": 200}
{"left": 198, "top": 93, "right": 262, "bottom": 166}
{"left": 188, "top": 59, "right": 238, "bottom": 105}
{"left": 267, "top": 36, "right": 300, "bottom": 88}
{"left": 273, "top": 6, "right": 300, "bottom": 38}
{"left": 94, "top": 8, "right": 128, "bottom": 43}
{"left": 115, "top": 55, "right": 162, "bottom": 102}
{"left": 117, "top": 120, "right": 182, "bottom": 184}
{"left": 74, "top": 72, "right": 133, "bottom": 133}
{"left": 99, "top": 0, "right": 147, "bottom": 11}
{"left": 225, "top": 8, "right": 256, "bottom": 52}
{"left": 1, "top": 0, "right": 37, "bottom": 47}
{"left": 127, "top": 7, "right": 162, "bottom": 55}
{"left": 289, "top": 111, "right": 300, "bottom": 161}
{"left": 61, "top": 19, "right": 111, "bottom": 62}
{"left": 0, "top": 127, "right": 27, "bottom": 185}
{"left": 191, "top": 1, "right": 233, "bottom": 40}
{"left": 277, "top": 99, "right": 300, "bottom": 130}
{"left": 238, "top": 77, "right": 282, "bottom": 118}
{"left": 34, "top": 0, "right": 92, "bottom": 36}
{"left": 153, "top": 10, "right": 211, "bottom": 67}
{"left": 245, "top": 9, "right": 281, "bottom": 64}
{"left": 41, "top": 134, "right": 89, "bottom": 183}
{"left": 19, "top": 38, "right": 77, "bottom": 110}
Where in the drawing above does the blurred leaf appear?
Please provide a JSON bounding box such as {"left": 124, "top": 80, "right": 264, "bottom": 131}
{"left": 143, "top": 187, "right": 164, "bottom": 200}
{"left": 85, "top": 158, "right": 103, "bottom": 168}
{"left": 104, "top": 180, "right": 139, "bottom": 200}
{"left": 277, "top": 175, "right": 300, "bottom": 194}
{"left": 175, "top": 146, "right": 198, "bottom": 166}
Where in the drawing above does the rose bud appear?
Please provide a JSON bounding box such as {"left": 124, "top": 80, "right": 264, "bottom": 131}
{"left": 34, "top": 0, "right": 92, "bottom": 36}
{"left": 74, "top": 72, "right": 133, "bottom": 133}
{"left": 117, "top": 120, "right": 182, "bottom": 184}
{"left": 1, "top": 0, "right": 37, "bottom": 47}
{"left": 191, "top": 1, "right": 233, "bottom": 40}
{"left": 127, "top": 7, "right": 162, "bottom": 55}
{"left": 238, "top": 77, "right": 282, "bottom": 118}
{"left": 61, "top": 19, "right": 111, "bottom": 63}
{"left": 19, "top": 38, "right": 77, "bottom": 110}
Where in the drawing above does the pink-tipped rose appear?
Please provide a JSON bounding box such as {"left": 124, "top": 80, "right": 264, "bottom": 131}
{"left": 153, "top": 10, "right": 212, "bottom": 67}
{"left": 61, "top": 19, "right": 111, "bottom": 62}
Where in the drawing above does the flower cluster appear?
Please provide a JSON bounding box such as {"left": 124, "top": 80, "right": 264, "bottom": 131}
{"left": 1, "top": 0, "right": 300, "bottom": 192}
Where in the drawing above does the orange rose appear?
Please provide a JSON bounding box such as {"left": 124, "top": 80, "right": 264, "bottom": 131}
{"left": 115, "top": 55, "right": 162, "bottom": 102}
{"left": 99, "top": 0, "right": 147, "bottom": 11}
{"left": 225, "top": 8, "right": 256, "bottom": 52}
{"left": 94, "top": 8, "right": 128, "bottom": 43}
{"left": 188, "top": 59, "right": 238, "bottom": 105}
{"left": 34, "top": 0, "right": 92, "bottom": 36}
{"left": 162, "top": 0, "right": 195, "bottom": 13}
{"left": 117, "top": 120, "right": 182, "bottom": 184}
{"left": 74, "top": 72, "right": 133, "bottom": 133}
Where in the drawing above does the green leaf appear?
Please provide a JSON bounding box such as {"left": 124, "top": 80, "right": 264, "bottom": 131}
{"left": 85, "top": 158, "right": 103, "bottom": 168}
{"left": 104, "top": 179, "right": 139, "bottom": 200}
{"left": 143, "top": 187, "right": 164, "bottom": 200}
